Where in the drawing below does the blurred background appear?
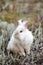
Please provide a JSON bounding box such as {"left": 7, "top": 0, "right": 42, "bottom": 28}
{"left": 0, "top": 0, "right": 43, "bottom": 23}
{"left": 0, "top": 0, "right": 43, "bottom": 65}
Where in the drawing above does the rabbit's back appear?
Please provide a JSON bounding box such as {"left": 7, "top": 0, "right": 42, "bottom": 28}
{"left": 21, "top": 30, "right": 33, "bottom": 45}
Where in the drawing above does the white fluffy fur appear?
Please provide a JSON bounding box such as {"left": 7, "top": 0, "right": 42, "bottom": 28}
{"left": 7, "top": 19, "right": 33, "bottom": 56}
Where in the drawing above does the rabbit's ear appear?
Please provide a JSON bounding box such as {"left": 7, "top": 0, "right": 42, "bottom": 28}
{"left": 23, "top": 21, "right": 29, "bottom": 27}
{"left": 18, "top": 19, "right": 23, "bottom": 25}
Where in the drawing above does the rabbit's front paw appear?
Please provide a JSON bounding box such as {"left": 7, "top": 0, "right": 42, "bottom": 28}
{"left": 26, "top": 47, "right": 30, "bottom": 55}
{"left": 19, "top": 52, "right": 25, "bottom": 56}
{"left": 26, "top": 50, "right": 30, "bottom": 55}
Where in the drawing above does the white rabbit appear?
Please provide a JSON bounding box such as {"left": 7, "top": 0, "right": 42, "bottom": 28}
{"left": 7, "top": 19, "right": 33, "bottom": 56}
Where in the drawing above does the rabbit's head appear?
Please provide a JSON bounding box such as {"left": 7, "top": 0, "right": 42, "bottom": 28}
{"left": 14, "top": 19, "right": 33, "bottom": 43}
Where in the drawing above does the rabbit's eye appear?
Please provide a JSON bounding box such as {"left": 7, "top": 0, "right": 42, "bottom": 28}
{"left": 20, "top": 30, "right": 23, "bottom": 33}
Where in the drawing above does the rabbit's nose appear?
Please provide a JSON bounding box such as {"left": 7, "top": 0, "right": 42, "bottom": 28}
{"left": 15, "top": 32, "right": 18, "bottom": 36}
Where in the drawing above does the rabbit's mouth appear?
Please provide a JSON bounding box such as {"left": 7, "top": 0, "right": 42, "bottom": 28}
{"left": 15, "top": 36, "right": 20, "bottom": 41}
